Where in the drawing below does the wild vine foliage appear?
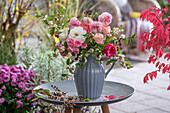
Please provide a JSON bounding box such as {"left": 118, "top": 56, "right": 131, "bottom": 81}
{"left": 139, "top": 5, "right": 170, "bottom": 90}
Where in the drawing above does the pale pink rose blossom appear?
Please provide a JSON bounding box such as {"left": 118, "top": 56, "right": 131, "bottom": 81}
{"left": 93, "top": 33, "right": 104, "bottom": 44}
{"left": 66, "top": 38, "right": 74, "bottom": 47}
{"left": 74, "top": 40, "right": 82, "bottom": 47}
{"left": 81, "top": 43, "right": 87, "bottom": 48}
{"left": 68, "top": 17, "right": 80, "bottom": 29}
{"left": 80, "top": 22, "right": 90, "bottom": 34}
{"left": 73, "top": 48, "right": 79, "bottom": 54}
{"left": 83, "top": 17, "right": 93, "bottom": 25}
{"left": 16, "top": 92, "right": 22, "bottom": 99}
{"left": 98, "top": 12, "right": 112, "bottom": 26}
{"left": 102, "top": 26, "right": 111, "bottom": 35}
{"left": 67, "top": 46, "right": 74, "bottom": 53}
{"left": 16, "top": 100, "right": 23, "bottom": 108}
{"left": 90, "top": 22, "right": 103, "bottom": 33}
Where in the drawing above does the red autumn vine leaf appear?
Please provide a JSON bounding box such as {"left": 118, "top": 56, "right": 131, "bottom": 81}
{"left": 140, "top": 43, "right": 145, "bottom": 52}
{"left": 167, "top": 85, "right": 170, "bottom": 90}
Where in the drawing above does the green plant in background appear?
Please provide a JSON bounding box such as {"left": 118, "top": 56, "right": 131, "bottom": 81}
{"left": 17, "top": 46, "right": 72, "bottom": 82}
{"left": 0, "top": 0, "right": 40, "bottom": 65}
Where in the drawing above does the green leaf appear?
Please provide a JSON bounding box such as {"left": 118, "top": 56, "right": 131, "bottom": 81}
{"left": 118, "top": 49, "right": 122, "bottom": 54}
{"left": 81, "top": 64, "right": 85, "bottom": 68}
{"left": 64, "top": 41, "right": 68, "bottom": 48}
{"left": 106, "top": 61, "right": 111, "bottom": 65}
{"left": 96, "top": 59, "right": 100, "bottom": 62}
{"left": 92, "top": 54, "right": 97, "bottom": 57}
{"left": 129, "top": 38, "right": 133, "bottom": 45}
{"left": 85, "top": 98, "right": 91, "bottom": 102}
{"left": 130, "top": 33, "right": 136, "bottom": 39}
{"left": 105, "top": 37, "right": 110, "bottom": 44}
{"left": 44, "top": 20, "right": 49, "bottom": 25}
{"left": 49, "top": 27, "right": 55, "bottom": 36}
{"left": 76, "top": 63, "right": 80, "bottom": 67}
{"left": 67, "top": 59, "right": 70, "bottom": 65}
{"left": 62, "top": 74, "right": 67, "bottom": 77}
{"left": 112, "top": 59, "right": 117, "bottom": 62}
{"left": 123, "top": 38, "right": 128, "bottom": 44}
{"left": 65, "top": 50, "right": 68, "bottom": 55}
{"left": 49, "top": 15, "right": 55, "bottom": 21}
{"left": 120, "top": 25, "right": 123, "bottom": 30}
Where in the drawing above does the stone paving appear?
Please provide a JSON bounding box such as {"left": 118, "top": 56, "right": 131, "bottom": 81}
{"left": 104, "top": 59, "right": 170, "bottom": 113}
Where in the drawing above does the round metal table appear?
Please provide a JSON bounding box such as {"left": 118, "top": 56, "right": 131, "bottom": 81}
{"left": 34, "top": 80, "right": 134, "bottom": 113}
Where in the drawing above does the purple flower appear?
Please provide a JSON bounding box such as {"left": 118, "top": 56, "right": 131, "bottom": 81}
{"left": 31, "top": 102, "right": 38, "bottom": 106}
{"left": 16, "top": 100, "right": 23, "bottom": 108}
{"left": 3, "top": 74, "right": 10, "bottom": 82}
{"left": 0, "top": 89, "right": 2, "bottom": 96}
{"left": 11, "top": 81, "right": 17, "bottom": 87}
{"left": 18, "top": 82, "right": 25, "bottom": 89}
{"left": 1, "top": 87, "right": 6, "bottom": 90}
{"left": 0, "top": 98, "right": 5, "bottom": 104}
{"left": 10, "top": 66, "right": 16, "bottom": 72}
{"left": 27, "top": 93, "right": 33, "bottom": 101}
{"left": 0, "top": 78, "right": 3, "bottom": 85}
{"left": 16, "top": 92, "right": 22, "bottom": 99}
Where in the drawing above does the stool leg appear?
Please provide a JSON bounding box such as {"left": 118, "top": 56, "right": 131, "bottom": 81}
{"left": 73, "top": 108, "right": 81, "bottom": 113}
{"left": 101, "top": 104, "right": 110, "bottom": 113}
{"left": 65, "top": 107, "right": 72, "bottom": 113}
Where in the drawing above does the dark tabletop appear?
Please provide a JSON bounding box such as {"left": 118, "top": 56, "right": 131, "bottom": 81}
{"left": 33, "top": 80, "right": 134, "bottom": 107}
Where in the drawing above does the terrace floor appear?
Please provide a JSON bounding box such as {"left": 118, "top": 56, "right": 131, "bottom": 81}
{"left": 103, "top": 54, "right": 170, "bottom": 113}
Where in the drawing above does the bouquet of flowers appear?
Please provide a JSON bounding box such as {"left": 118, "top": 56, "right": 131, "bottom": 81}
{"left": 55, "top": 12, "right": 134, "bottom": 71}
{"left": 0, "top": 64, "right": 43, "bottom": 113}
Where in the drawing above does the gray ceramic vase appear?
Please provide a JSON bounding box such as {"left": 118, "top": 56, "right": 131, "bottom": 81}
{"left": 74, "top": 54, "right": 115, "bottom": 99}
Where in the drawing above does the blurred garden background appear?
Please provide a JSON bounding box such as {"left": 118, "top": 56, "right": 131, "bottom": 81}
{"left": 0, "top": 0, "right": 170, "bottom": 113}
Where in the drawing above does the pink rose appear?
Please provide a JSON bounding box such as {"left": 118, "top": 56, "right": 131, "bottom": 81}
{"left": 102, "top": 26, "right": 111, "bottom": 35}
{"left": 11, "top": 81, "right": 17, "bottom": 87}
{"left": 74, "top": 40, "right": 82, "bottom": 47}
{"left": 68, "top": 17, "right": 80, "bottom": 29}
{"left": 66, "top": 38, "right": 74, "bottom": 47}
{"left": 83, "top": 17, "right": 93, "bottom": 25}
{"left": 1, "top": 87, "right": 6, "bottom": 90}
{"left": 103, "top": 43, "right": 116, "bottom": 58}
{"left": 73, "top": 48, "right": 79, "bottom": 54}
{"left": 67, "top": 46, "right": 73, "bottom": 53}
{"left": 80, "top": 22, "right": 90, "bottom": 34}
{"left": 93, "top": 33, "right": 104, "bottom": 44}
{"left": 59, "top": 45, "right": 66, "bottom": 56}
{"left": 90, "top": 21, "right": 103, "bottom": 33}
{"left": 99, "top": 12, "right": 112, "bottom": 26}
{"left": 81, "top": 43, "right": 87, "bottom": 48}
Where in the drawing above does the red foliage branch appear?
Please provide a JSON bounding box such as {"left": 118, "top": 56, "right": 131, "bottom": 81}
{"left": 139, "top": 6, "right": 170, "bottom": 90}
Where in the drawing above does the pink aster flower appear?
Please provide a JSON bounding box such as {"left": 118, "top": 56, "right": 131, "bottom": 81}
{"left": 90, "top": 21, "right": 103, "bottom": 33}
{"left": 74, "top": 40, "right": 82, "bottom": 47}
{"left": 1, "top": 87, "right": 6, "bottom": 90}
{"left": 0, "top": 89, "right": 2, "bottom": 96}
{"left": 11, "top": 81, "right": 17, "bottom": 87}
{"left": 0, "top": 78, "right": 3, "bottom": 85}
{"left": 67, "top": 46, "right": 74, "bottom": 53}
{"left": 18, "top": 82, "right": 25, "bottom": 90}
{"left": 93, "top": 33, "right": 104, "bottom": 44}
{"left": 27, "top": 94, "right": 33, "bottom": 101}
{"left": 16, "top": 100, "right": 23, "bottom": 108}
{"left": 3, "top": 74, "right": 10, "bottom": 82}
{"left": 31, "top": 101, "right": 38, "bottom": 106}
{"left": 0, "top": 98, "right": 5, "bottom": 104}
{"left": 16, "top": 92, "right": 22, "bottom": 99}
{"left": 68, "top": 17, "right": 80, "bottom": 29}
{"left": 98, "top": 12, "right": 112, "bottom": 26}
{"left": 103, "top": 43, "right": 117, "bottom": 58}
{"left": 73, "top": 48, "right": 79, "bottom": 54}
{"left": 66, "top": 38, "right": 74, "bottom": 47}
{"left": 81, "top": 43, "right": 87, "bottom": 48}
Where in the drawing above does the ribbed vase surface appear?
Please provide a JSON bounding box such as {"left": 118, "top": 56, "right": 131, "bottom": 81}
{"left": 74, "top": 55, "right": 105, "bottom": 99}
